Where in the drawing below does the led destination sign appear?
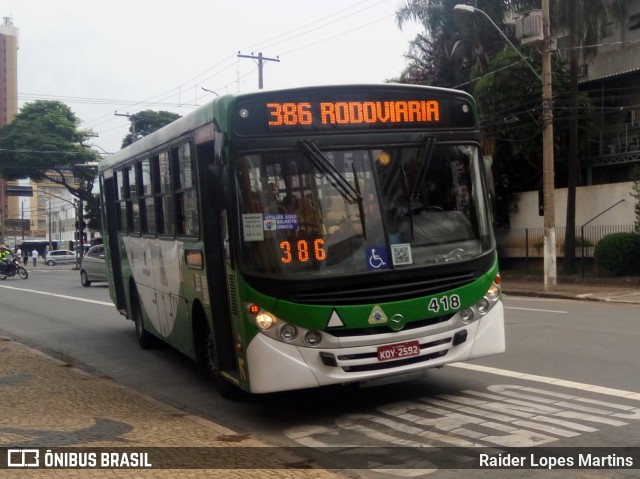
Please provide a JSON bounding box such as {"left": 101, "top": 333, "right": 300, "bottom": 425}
{"left": 266, "top": 100, "right": 440, "bottom": 127}
{"left": 233, "top": 88, "right": 476, "bottom": 136}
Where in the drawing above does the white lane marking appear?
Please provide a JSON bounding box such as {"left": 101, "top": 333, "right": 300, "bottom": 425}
{"left": 505, "top": 306, "right": 568, "bottom": 314}
{"left": 0, "top": 284, "right": 114, "bottom": 307}
{"left": 449, "top": 362, "right": 640, "bottom": 401}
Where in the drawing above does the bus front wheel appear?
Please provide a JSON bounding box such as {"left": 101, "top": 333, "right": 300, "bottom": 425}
{"left": 195, "top": 312, "right": 246, "bottom": 400}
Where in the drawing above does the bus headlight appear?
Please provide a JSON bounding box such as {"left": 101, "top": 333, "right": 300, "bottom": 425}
{"left": 279, "top": 324, "right": 298, "bottom": 341}
{"left": 304, "top": 330, "right": 323, "bottom": 347}
{"left": 456, "top": 276, "right": 502, "bottom": 326}
{"left": 246, "top": 303, "right": 324, "bottom": 348}
{"left": 475, "top": 297, "right": 490, "bottom": 315}
{"left": 255, "top": 312, "right": 276, "bottom": 330}
{"left": 460, "top": 308, "right": 474, "bottom": 323}
{"left": 486, "top": 283, "right": 501, "bottom": 301}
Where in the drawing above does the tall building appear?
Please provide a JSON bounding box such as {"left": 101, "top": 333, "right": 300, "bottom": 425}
{"left": 0, "top": 16, "right": 18, "bottom": 125}
{"left": 0, "top": 16, "right": 19, "bottom": 245}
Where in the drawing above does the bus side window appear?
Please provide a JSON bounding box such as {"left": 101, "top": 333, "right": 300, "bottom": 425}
{"left": 140, "top": 158, "right": 155, "bottom": 235}
{"left": 115, "top": 169, "right": 126, "bottom": 232}
{"left": 175, "top": 143, "right": 200, "bottom": 237}
{"left": 157, "top": 151, "right": 175, "bottom": 236}
{"left": 126, "top": 164, "right": 140, "bottom": 234}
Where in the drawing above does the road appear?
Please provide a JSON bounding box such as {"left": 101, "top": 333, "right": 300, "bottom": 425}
{"left": 1, "top": 268, "right": 639, "bottom": 478}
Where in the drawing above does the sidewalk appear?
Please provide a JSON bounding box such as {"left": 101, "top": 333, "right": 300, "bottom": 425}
{"left": 501, "top": 273, "right": 640, "bottom": 304}
{"left": 0, "top": 335, "right": 347, "bottom": 479}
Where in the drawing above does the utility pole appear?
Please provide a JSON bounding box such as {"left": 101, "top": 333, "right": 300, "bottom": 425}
{"left": 541, "top": 0, "right": 556, "bottom": 291}
{"left": 237, "top": 52, "right": 280, "bottom": 89}
{"left": 48, "top": 201, "right": 52, "bottom": 251}
{"left": 0, "top": 179, "right": 5, "bottom": 244}
{"left": 76, "top": 199, "right": 85, "bottom": 265}
{"left": 453, "top": 3, "right": 555, "bottom": 290}
{"left": 114, "top": 112, "right": 138, "bottom": 142}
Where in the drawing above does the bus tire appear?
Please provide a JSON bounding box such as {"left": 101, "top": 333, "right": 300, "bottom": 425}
{"left": 131, "top": 287, "right": 157, "bottom": 350}
{"left": 194, "top": 309, "right": 246, "bottom": 401}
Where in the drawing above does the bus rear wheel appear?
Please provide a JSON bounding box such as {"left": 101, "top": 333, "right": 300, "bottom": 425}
{"left": 131, "top": 288, "right": 157, "bottom": 349}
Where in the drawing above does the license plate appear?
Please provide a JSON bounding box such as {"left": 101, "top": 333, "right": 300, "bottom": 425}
{"left": 377, "top": 340, "right": 420, "bottom": 362}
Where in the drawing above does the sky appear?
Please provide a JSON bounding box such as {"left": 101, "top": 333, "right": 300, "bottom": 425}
{"left": 3, "top": 0, "right": 422, "bottom": 155}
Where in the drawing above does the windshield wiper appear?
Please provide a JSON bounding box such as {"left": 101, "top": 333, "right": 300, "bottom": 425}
{"left": 411, "top": 136, "right": 437, "bottom": 197}
{"left": 299, "top": 140, "right": 362, "bottom": 204}
{"left": 299, "top": 140, "right": 366, "bottom": 238}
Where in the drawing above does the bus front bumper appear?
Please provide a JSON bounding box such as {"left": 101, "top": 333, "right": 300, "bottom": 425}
{"left": 245, "top": 302, "right": 504, "bottom": 394}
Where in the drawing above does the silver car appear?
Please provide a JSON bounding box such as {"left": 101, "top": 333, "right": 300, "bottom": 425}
{"left": 45, "top": 249, "right": 77, "bottom": 266}
{"left": 79, "top": 245, "right": 108, "bottom": 287}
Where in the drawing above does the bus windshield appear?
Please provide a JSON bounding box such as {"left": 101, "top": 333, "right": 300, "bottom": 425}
{"left": 236, "top": 143, "right": 493, "bottom": 277}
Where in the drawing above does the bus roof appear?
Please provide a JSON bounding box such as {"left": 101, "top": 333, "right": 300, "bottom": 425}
{"left": 99, "top": 84, "right": 476, "bottom": 172}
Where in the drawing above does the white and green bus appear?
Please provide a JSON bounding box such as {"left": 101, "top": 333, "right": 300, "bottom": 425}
{"left": 99, "top": 84, "right": 504, "bottom": 396}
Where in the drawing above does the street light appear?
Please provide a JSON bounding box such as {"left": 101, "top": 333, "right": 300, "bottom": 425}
{"left": 201, "top": 86, "right": 219, "bottom": 97}
{"left": 454, "top": 3, "right": 557, "bottom": 290}
{"left": 453, "top": 5, "right": 541, "bottom": 82}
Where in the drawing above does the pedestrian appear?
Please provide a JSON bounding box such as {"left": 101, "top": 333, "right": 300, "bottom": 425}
{"left": 23, "top": 249, "right": 28, "bottom": 266}
{"left": 31, "top": 248, "right": 39, "bottom": 266}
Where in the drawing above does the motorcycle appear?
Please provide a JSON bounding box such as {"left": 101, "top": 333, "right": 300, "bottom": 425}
{"left": 0, "top": 255, "right": 28, "bottom": 280}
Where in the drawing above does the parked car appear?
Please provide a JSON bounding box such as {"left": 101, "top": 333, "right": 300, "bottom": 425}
{"left": 44, "top": 249, "right": 77, "bottom": 266}
{"left": 80, "top": 245, "right": 108, "bottom": 287}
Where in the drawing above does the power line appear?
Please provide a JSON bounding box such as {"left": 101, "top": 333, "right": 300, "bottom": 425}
{"left": 13, "top": 2, "right": 407, "bottom": 150}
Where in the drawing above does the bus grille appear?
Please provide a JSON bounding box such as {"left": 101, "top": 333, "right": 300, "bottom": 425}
{"left": 326, "top": 314, "right": 452, "bottom": 337}
{"left": 290, "top": 272, "right": 477, "bottom": 305}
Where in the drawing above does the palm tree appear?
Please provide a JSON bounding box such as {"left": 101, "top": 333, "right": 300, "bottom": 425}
{"left": 395, "top": 1, "right": 536, "bottom": 86}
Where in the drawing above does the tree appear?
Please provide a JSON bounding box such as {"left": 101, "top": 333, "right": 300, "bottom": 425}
{"left": 0, "top": 100, "right": 99, "bottom": 205}
{"left": 394, "top": 0, "right": 616, "bottom": 247}
{"left": 555, "top": 0, "right": 626, "bottom": 274}
{"left": 121, "top": 110, "right": 180, "bottom": 147}
{"left": 472, "top": 48, "right": 593, "bottom": 227}
{"left": 394, "top": 1, "right": 539, "bottom": 87}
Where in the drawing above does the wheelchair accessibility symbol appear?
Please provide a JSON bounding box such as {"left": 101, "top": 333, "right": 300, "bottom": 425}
{"left": 366, "top": 247, "right": 389, "bottom": 270}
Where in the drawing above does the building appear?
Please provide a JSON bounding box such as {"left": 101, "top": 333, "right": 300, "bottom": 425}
{"left": 0, "top": 16, "right": 19, "bottom": 245}
{"left": 512, "top": 0, "right": 640, "bottom": 223}
{"left": 502, "top": 2, "right": 640, "bottom": 262}
{"left": 576, "top": 0, "right": 640, "bottom": 186}
{"left": 0, "top": 16, "right": 17, "bottom": 125}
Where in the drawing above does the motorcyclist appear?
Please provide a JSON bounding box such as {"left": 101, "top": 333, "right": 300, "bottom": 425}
{"left": 0, "top": 245, "right": 10, "bottom": 274}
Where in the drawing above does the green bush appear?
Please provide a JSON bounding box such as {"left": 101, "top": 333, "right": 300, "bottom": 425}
{"left": 594, "top": 232, "right": 640, "bottom": 276}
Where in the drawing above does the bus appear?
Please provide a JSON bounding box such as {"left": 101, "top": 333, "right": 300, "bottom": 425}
{"left": 98, "top": 84, "right": 504, "bottom": 396}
